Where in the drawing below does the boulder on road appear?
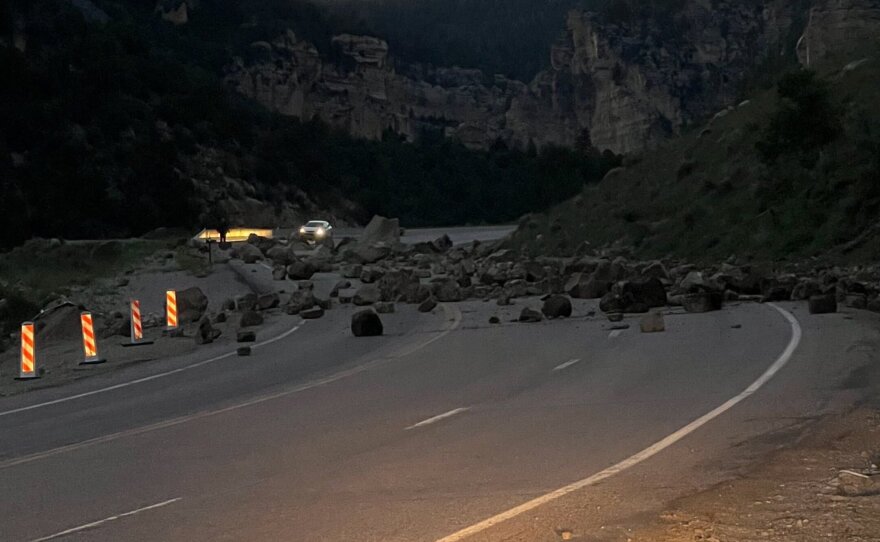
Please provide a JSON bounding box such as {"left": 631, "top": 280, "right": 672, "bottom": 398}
{"left": 359, "top": 215, "right": 400, "bottom": 246}
{"left": 405, "top": 284, "right": 433, "bottom": 304}
{"left": 266, "top": 245, "right": 297, "bottom": 266}
{"left": 235, "top": 243, "right": 263, "bottom": 264}
{"left": 235, "top": 293, "right": 257, "bottom": 312}
{"left": 239, "top": 310, "right": 264, "bottom": 328}
{"left": 683, "top": 291, "right": 723, "bottom": 313}
{"left": 599, "top": 278, "right": 666, "bottom": 314}
{"left": 351, "top": 310, "right": 383, "bottom": 337}
{"left": 236, "top": 330, "right": 256, "bottom": 343}
{"left": 286, "top": 261, "right": 316, "bottom": 280}
{"left": 353, "top": 284, "right": 380, "bottom": 306}
{"left": 341, "top": 264, "right": 363, "bottom": 279}
{"left": 519, "top": 307, "right": 544, "bottom": 323}
{"left": 177, "top": 287, "right": 209, "bottom": 323}
{"left": 431, "top": 234, "right": 453, "bottom": 253}
{"left": 330, "top": 280, "right": 352, "bottom": 298}
{"left": 565, "top": 273, "right": 610, "bottom": 299}
{"left": 195, "top": 317, "right": 221, "bottom": 345}
{"left": 360, "top": 267, "right": 384, "bottom": 284}
{"left": 640, "top": 311, "right": 665, "bottom": 333}
{"left": 375, "top": 302, "right": 395, "bottom": 314}
{"left": 271, "top": 265, "right": 287, "bottom": 281}
{"left": 418, "top": 297, "right": 438, "bottom": 313}
{"left": 809, "top": 294, "right": 837, "bottom": 314}
{"left": 285, "top": 290, "right": 316, "bottom": 315}
{"left": 257, "top": 292, "right": 280, "bottom": 311}
{"left": 434, "top": 278, "right": 463, "bottom": 302}
{"left": 541, "top": 295, "right": 572, "bottom": 319}
{"left": 300, "top": 307, "right": 325, "bottom": 319}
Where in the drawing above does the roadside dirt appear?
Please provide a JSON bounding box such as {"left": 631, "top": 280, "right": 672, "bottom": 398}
{"left": 631, "top": 407, "right": 880, "bottom": 542}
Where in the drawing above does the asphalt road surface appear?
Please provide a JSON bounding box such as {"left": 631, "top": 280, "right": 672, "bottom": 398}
{"left": 0, "top": 270, "right": 875, "bottom": 541}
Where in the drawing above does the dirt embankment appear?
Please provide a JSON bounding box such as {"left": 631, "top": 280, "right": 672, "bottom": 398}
{"left": 633, "top": 408, "right": 880, "bottom": 542}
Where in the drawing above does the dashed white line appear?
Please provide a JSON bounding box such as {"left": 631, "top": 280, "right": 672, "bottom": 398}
{"left": 435, "top": 303, "right": 802, "bottom": 542}
{"left": 406, "top": 408, "right": 470, "bottom": 430}
{"left": 552, "top": 359, "right": 581, "bottom": 372}
{"left": 608, "top": 329, "right": 624, "bottom": 339}
{"left": 30, "top": 497, "right": 181, "bottom": 541}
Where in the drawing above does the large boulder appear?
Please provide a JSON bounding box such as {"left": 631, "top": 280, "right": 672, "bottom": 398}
{"left": 359, "top": 215, "right": 400, "bottom": 246}
{"left": 195, "top": 317, "right": 221, "bottom": 345}
{"left": 433, "top": 278, "right": 463, "bottom": 302}
{"left": 431, "top": 234, "right": 453, "bottom": 252}
{"left": 353, "top": 284, "right": 381, "bottom": 306}
{"left": 418, "top": 297, "right": 438, "bottom": 313}
{"left": 565, "top": 273, "right": 611, "bottom": 299}
{"left": 541, "top": 295, "right": 572, "bottom": 319}
{"left": 809, "top": 294, "right": 837, "bottom": 314}
{"left": 345, "top": 244, "right": 392, "bottom": 264}
{"left": 519, "top": 307, "right": 544, "bottom": 323}
{"left": 257, "top": 293, "right": 280, "bottom": 310}
{"left": 234, "top": 243, "right": 264, "bottom": 264}
{"left": 378, "top": 270, "right": 418, "bottom": 301}
{"left": 265, "top": 245, "right": 297, "bottom": 266}
{"left": 177, "top": 287, "right": 209, "bottom": 323}
{"left": 285, "top": 290, "right": 317, "bottom": 315}
{"left": 286, "top": 261, "right": 316, "bottom": 280}
{"left": 239, "top": 310, "right": 264, "bottom": 328}
{"left": 599, "top": 278, "right": 667, "bottom": 314}
{"left": 683, "top": 291, "right": 724, "bottom": 313}
{"left": 351, "top": 310, "right": 383, "bottom": 337}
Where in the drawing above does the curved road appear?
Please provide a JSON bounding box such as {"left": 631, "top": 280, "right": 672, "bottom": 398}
{"left": 0, "top": 288, "right": 873, "bottom": 541}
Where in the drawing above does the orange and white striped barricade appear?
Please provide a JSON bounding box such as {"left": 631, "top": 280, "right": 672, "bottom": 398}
{"left": 165, "top": 290, "right": 178, "bottom": 331}
{"left": 16, "top": 322, "right": 39, "bottom": 380}
{"left": 79, "top": 312, "right": 106, "bottom": 365}
{"left": 122, "top": 299, "right": 154, "bottom": 347}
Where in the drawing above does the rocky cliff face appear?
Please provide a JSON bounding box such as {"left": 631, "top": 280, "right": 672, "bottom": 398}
{"left": 225, "top": 0, "right": 875, "bottom": 155}
{"left": 797, "top": 0, "right": 880, "bottom": 68}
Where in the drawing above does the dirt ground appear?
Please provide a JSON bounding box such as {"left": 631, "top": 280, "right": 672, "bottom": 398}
{"left": 630, "top": 408, "right": 880, "bottom": 542}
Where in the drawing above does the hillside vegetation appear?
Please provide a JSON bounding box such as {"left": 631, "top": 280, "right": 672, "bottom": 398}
{"left": 0, "top": 0, "right": 618, "bottom": 250}
{"left": 509, "top": 55, "right": 880, "bottom": 263}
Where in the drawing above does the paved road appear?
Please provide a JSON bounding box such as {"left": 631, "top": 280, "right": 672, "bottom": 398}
{"left": 0, "top": 291, "right": 873, "bottom": 541}
{"left": 330, "top": 225, "right": 516, "bottom": 247}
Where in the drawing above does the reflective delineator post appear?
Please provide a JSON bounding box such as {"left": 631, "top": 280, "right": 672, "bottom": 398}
{"left": 80, "top": 312, "right": 106, "bottom": 365}
{"left": 122, "top": 299, "right": 154, "bottom": 347}
{"left": 17, "top": 322, "right": 39, "bottom": 380}
{"left": 165, "top": 290, "right": 178, "bottom": 330}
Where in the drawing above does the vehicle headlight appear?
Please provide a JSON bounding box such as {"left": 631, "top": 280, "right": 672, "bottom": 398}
{"left": 316, "top": 227, "right": 325, "bottom": 237}
{"left": 299, "top": 227, "right": 306, "bottom": 234}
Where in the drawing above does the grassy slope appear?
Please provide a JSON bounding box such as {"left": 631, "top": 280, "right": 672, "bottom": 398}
{"left": 509, "top": 54, "right": 880, "bottom": 265}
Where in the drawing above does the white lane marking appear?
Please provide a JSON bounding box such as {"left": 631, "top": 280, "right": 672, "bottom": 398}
{"left": 259, "top": 262, "right": 273, "bottom": 270}
{"left": 0, "top": 305, "right": 463, "bottom": 470}
{"left": 406, "top": 408, "right": 470, "bottom": 430}
{"left": 30, "top": 498, "right": 181, "bottom": 541}
{"left": 552, "top": 359, "right": 581, "bottom": 372}
{"left": 0, "top": 323, "right": 304, "bottom": 418}
{"left": 608, "top": 329, "right": 623, "bottom": 339}
{"left": 435, "top": 303, "right": 801, "bottom": 542}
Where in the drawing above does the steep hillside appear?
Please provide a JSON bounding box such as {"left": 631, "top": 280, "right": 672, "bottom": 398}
{"left": 0, "top": 0, "right": 617, "bottom": 249}
{"left": 507, "top": 1, "right": 880, "bottom": 263}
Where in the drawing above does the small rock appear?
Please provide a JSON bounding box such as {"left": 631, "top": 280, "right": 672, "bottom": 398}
{"left": 519, "top": 307, "right": 544, "bottom": 323}
{"left": 489, "top": 316, "right": 500, "bottom": 324}
{"left": 607, "top": 313, "right": 624, "bottom": 323}
{"left": 257, "top": 292, "right": 280, "bottom": 310}
{"left": 300, "top": 307, "right": 325, "bottom": 319}
{"left": 375, "top": 302, "right": 395, "bottom": 314}
{"left": 236, "top": 346, "right": 252, "bottom": 356}
{"left": 236, "top": 330, "right": 257, "bottom": 343}
{"left": 195, "top": 317, "right": 221, "bottom": 345}
{"left": 418, "top": 297, "right": 438, "bottom": 313}
{"left": 214, "top": 312, "right": 227, "bottom": 323}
